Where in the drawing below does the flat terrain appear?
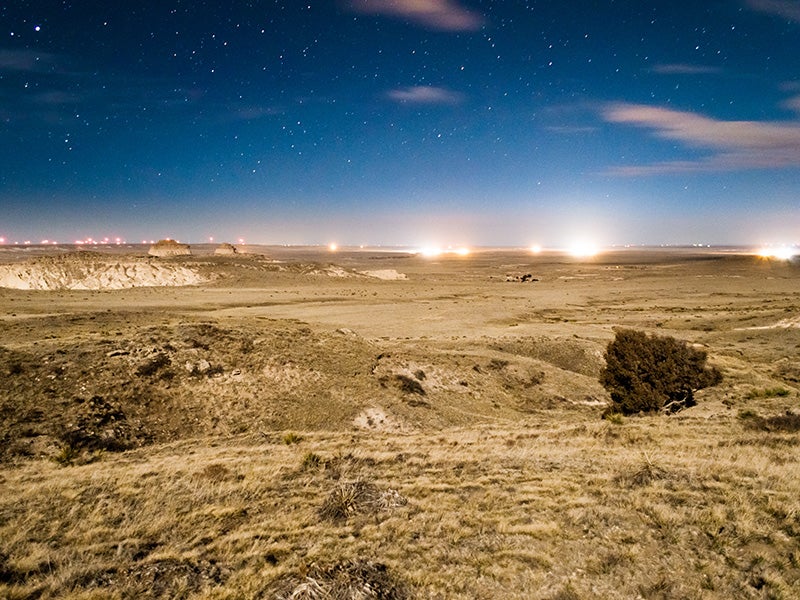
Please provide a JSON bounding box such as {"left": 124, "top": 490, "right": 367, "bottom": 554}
{"left": 1, "top": 245, "right": 798, "bottom": 598}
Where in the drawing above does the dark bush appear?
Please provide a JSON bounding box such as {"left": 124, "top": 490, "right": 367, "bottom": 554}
{"left": 60, "top": 395, "right": 143, "bottom": 451}
{"left": 600, "top": 329, "right": 722, "bottom": 416}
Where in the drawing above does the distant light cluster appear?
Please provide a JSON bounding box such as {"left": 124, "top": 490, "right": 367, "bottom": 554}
{"left": 757, "top": 246, "right": 799, "bottom": 260}
{"left": 76, "top": 237, "right": 126, "bottom": 246}
{"left": 0, "top": 236, "right": 127, "bottom": 246}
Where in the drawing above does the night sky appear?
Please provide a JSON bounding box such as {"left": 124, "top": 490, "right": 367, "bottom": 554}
{"left": 1, "top": 1, "right": 799, "bottom": 247}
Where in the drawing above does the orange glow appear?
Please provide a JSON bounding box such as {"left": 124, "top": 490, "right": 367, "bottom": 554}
{"left": 568, "top": 241, "right": 600, "bottom": 258}
{"left": 758, "top": 246, "right": 797, "bottom": 260}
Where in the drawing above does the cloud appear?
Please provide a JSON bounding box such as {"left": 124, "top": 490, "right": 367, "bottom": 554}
{"left": 603, "top": 102, "right": 800, "bottom": 174}
{"left": 545, "top": 125, "right": 599, "bottom": 135}
{"left": 33, "top": 91, "right": 84, "bottom": 105}
{"left": 782, "top": 95, "right": 800, "bottom": 113}
{"left": 745, "top": 0, "right": 800, "bottom": 22}
{"left": 0, "top": 49, "right": 60, "bottom": 73}
{"left": 346, "top": 0, "right": 483, "bottom": 31}
{"left": 650, "top": 63, "right": 722, "bottom": 75}
{"left": 387, "top": 85, "right": 463, "bottom": 104}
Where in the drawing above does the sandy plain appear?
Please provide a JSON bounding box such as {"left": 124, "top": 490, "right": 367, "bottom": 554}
{"left": 0, "top": 245, "right": 798, "bottom": 599}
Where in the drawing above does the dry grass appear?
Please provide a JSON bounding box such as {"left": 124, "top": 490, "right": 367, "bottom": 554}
{"left": 1, "top": 409, "right": 799, "bottom": 599}
{"left": 2, "top": 248, "right": 800, "bottom": 598}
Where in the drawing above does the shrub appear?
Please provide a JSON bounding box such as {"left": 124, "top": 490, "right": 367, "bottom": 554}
{"left": 600, "top": 329, "right": 722, "bottom": 416}
{"left": 282, "top": 432, "right": 302, "bottom": 445}
{"left": 301, "top": 451, "right": 323, "bottom": 470}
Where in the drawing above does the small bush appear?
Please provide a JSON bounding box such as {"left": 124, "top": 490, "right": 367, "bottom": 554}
{"left": 53, "top": 443, "right": 80, "bottom": 467}
{"left": 301, "top": 451, "right": 323, "bottom": 470}
{"left": 746, "top": 387, "right": 791, "bottom": 399}
{"left": 282, "top": 432, "right": 302, "bottom": 445}
{"left": 600, "top": 329, "right": 722, "bottom": 416}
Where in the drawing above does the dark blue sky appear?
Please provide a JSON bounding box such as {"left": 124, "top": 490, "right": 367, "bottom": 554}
{"left": 1, "top": 0, "right": 799, "bottom": 246}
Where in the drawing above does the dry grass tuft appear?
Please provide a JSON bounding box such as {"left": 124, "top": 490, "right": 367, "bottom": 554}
{"left": 319, "top": 481, "right": 407, "bottom": 523}
{"left": 268, "top": 559, "right": 410, "bottom": 600}
{"left": 615, "top": 453, "right": 670, "bottom": 487}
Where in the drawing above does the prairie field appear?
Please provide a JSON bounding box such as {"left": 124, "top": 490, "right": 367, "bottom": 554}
{"left": 1, "top": 245, "right": 798, "bottom": 599}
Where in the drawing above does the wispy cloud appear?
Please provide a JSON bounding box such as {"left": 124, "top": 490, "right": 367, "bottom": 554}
{"left": 603, "top": 102, "right": 800, "bottom": 174}
{"left": 650, "top": 63, "right": 722, "bottom": 75}
{"left": 545, "top": 125, "right": 598, "bottom": 135}
{"left": 0, "top": 49, "right": 61, "bottom": 73}
{"left": 346, "top": 0, "right": 483, "bottom": 31}
{"left": 783, "top": 95, "right": 800, "bottom": 113}
{"left": 745, "top": 0, "right": 800, "bottom": 22}
{"left": 387, "top": 85, "right": 462, "bottom": 104}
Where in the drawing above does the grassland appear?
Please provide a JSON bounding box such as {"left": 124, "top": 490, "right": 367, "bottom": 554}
{"left": 1, "top": 246, "right": 798, "bottom": 598}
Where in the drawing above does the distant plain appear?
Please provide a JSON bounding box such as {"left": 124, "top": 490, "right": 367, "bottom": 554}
{"left": 1, "top": 245, "right": 798, "bottom": 598}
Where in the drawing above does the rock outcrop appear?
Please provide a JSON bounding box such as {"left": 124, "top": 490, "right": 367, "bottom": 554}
{"left": 214, "top": 243, "right": 238, "bottom": 255}
{"left": 148, "top": 239, "right": 191, "bottom": 257}
{"left": 0, "top": 253, "right": 209, "bottom": 290}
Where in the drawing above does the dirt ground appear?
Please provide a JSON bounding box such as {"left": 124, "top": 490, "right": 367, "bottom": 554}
{"left": 1, "top": 245, "right": 798, "bottom": 598}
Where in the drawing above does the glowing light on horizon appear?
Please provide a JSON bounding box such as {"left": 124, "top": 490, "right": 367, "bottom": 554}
{"left": 568, "top": 241, "right": 600, "bottom": 258}
{"left": 414, "top": 245, "right": 471, "bottom": 257}
{"left": 530, "top": 245, "right": 542, "bottom": 254}
{"left": 419, "top": 246, "right": 442, "bottom": 257}
{"left": 758, "top": 246, "right": 798, "bottom": 260}
{"left": 328, "top": 242, "right": 338, "bottom": 252}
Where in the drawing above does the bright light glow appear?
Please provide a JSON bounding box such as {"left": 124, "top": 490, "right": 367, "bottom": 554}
{"left": 568, "top": 241, "right": 600, "bottom": 258}
{"left": 419, "top": 246, "right": 442, "bottom": 257}
{"left": 414, "top": 245, "right": 471, "bottom": 257}
{"left": 0, "top": 237, "right": 5, "bottom": 244}
{"left": 328, "top": 242, "right": 338, "bottom": 252}
{"left": 758, "top": 246, "right": 798, "bottom": 260}
{"left": 530, "top": 244, "right": 542, "bottom": 254}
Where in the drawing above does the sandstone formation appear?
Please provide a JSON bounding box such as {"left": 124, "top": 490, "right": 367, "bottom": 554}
{"left": 148, "top": 239, "right": 191, "bottom": 257}
{"left": 0, "top": 253, "right": 209, "bottom": 290}
{"left": 214, "top": 243, "right": 238, "bottom": 255}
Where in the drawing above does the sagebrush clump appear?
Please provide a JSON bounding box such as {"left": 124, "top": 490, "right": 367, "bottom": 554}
{"left": 600, "top": 329, "right": 722, "bottom": 416}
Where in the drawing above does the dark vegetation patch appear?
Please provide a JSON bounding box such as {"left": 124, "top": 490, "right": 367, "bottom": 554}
{"left": 390, "top": 374, "right": 426, "bottom": 396}
{"left": 66, "top": 558, "right": 228, "bottom": 599}
{"left": 60, "top": 395, "right": 147, "bottom": 453}
{"left": 739, "top": 410, "right": 800, "bottom": 433}
{"left": 267, "top": 559, "right": 410, "bottom": 600}
{"left": 600, "top": 329, "right": 722, "bottom": 416}
{"left": 745, "top": 386, "right": 792, "bottom": 399}
{"left": 774, "top": 362, "right": 800, "bottom": 384}
{"left": 0, "top": 320, "right": 378, "bottom": 462}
